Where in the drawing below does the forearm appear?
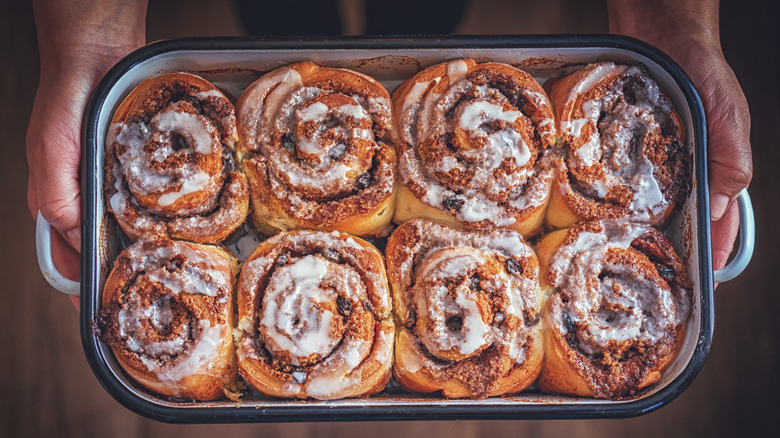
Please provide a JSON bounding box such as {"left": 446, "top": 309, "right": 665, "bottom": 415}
{"left": 607, "top": 0, "right": 720, "bottom": 50}
{"left": 33, "top": 0, "right": 148, "bottom": 77}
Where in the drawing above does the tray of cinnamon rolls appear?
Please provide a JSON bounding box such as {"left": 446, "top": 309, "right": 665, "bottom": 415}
{"left": 78, "top": 36, "right": 719, "bottom": 422}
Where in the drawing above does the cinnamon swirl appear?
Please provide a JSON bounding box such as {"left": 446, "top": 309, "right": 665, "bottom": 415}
{"left": 535, "top": 220, "right": 692, "bottom": 398}
{"left": 236, "top": 62, "right": 396, "bottom": 237}
{"left": 393, "top": 59, "right": 556, "bottom": 237}
{"left": 235, "top": 230, "right": 394, "bottom": 399}
{"left": 385, "top": 219, "right": 545, "bottom": 398}
{"left": 105, "top": 72, "right": 249, "bottom": 244}
{"left": 97, "top": 237, "right": 239, "bottom": 401}
{"left": 545, "top": 62, "right": 691, "bottom": 228}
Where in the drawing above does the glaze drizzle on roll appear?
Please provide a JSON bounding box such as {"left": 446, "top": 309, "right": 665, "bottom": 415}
{"left": 393, "top": 59, "right": 556, "bottom": 236}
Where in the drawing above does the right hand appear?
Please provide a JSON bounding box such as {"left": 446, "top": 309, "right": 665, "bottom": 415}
{"left": 606, "top": 0, "right": 753, "bottom": 274}
{"left": 27, "top": 0, "right": 147, "bottom": 310}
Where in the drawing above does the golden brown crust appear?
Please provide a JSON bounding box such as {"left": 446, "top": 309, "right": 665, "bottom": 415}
{"left": 97, "top": 237, "right": 239, "bottom": 401}
{"left": 385, "top": 219, "right": 546, "bottom": 398}
{"left": 235, "top": 230, "right": 394, "bottom": 400}
{"left": 535, "top": 220, "right": 691, "bottom": 399}
{"left": 236, "top": 62, "right": 397, "bottom": 237}
{"left": 546, "top": 62, "right": 691, "bottom": 228}
{"left": 105, "top": 72, "right": 249, "bottom": 244}
{"left": 393, "top": 59, "right": 556, "bottom": 237}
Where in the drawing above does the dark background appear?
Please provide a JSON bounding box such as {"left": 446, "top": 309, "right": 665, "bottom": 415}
{"left": 2, "top": 0, "right": 778, "bottom": 436}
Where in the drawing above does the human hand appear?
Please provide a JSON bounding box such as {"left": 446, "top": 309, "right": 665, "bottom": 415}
{"left": 660, "top": 40, "right": 751, "bottom": 271}
{"left": 607, "top": 0, "right": 753, "bottom": 272}
{"left": 27, "top": 0, "right": 147, "bottom": 309}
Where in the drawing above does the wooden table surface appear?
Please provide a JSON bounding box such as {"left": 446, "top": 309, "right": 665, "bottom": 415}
{"left": 2, "top": 0, "right": 777, "bottom": 436}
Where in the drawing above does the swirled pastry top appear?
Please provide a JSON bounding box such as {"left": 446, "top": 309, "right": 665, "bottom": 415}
{"left": 105, "top": 72, "right": 248, "bottom": 243}
{"left": 236, "top": 62, "right": 395, "bottom": 230}
{"left": 387, "top": 219, "right": 544, "bottom": 397}
{"left": 542, "top": 220, "right": 692, "bottom": 398}
{"left": 549, "top": 62, "right": 691, "bottom": 224}
{"left": 97, "top": 238, "right": 237, "bottom": 400}
{"left": 235, "top": 230, "right": 394, "bottom": 399}
{"left": 394, "top": 59, "right": 556, "bottom": 228}
{"left": 547, "top": 220, "right": 691, "bottom": 338}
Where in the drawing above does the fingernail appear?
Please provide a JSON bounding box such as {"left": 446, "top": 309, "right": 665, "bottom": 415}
{"left": 711, "top": 193, "right": 729, "bottom": 221}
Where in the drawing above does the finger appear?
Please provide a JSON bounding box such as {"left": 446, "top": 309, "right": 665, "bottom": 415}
{"left": 50, "top": 224, "right": 81, "bottom": 282}
{"left": 708, "top": 147, "right": 753, "bottom": 222}
{"left": 711, "top": 200, "right": 740, "bottom": 272}
{"left": 51, "top": 224, "right": 82, "bottom": 313}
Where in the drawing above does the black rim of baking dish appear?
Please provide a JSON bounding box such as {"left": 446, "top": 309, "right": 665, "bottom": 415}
{"left": 80, "top": 35, "right": 713, "bottom": 423}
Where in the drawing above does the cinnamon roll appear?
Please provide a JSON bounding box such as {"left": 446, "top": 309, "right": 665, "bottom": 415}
{"left": 105, "top": 72, "right": 249, "bottom": 244}
{"left": 235, "top": 230, "right": 394, "bottom": 399}
{"left": 545, "top": 62, "right": 691, "bottom": 228}
{"left": 236, "top": 62, "right": 396, "bottom": 237}
{"left": 393, "top": 59, "right": 556, "bottom": 237}
{"left": 535, "top": 220, "right": 692, "bottom": 399}
{"left": 385, "top": 219, "right": 545, "bottom": 398}
{"left": 97, "top": 237, "right": 239, "bottom": 401}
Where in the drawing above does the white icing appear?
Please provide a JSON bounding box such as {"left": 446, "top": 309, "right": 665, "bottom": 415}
{"left": 156, "top": 170, "right": 210, "bottom": 206}
{"left": 458, "top": 100, "right": 520, "bottom": 130}
{"left": 260, "top": 256, "right": 339, "bottom": 361}
{"left": 411, "top": 242, "right": 536, "bottom": 363}
{"left": 123, "top": 240, "right": 231, "bottom": 297}
{"left": 563, "top": 64, "right": 678, "bottom": 221}
{"left": 343, "top": 348, "right": 360, "bottom": 368}
{"left": 297, "top": 101, "right": 329, "bottom": 122}
{"left": 109, "top": 176, "right": 127, "bottom": 214}
{"left": 454, "top": 287, "right": 490, "bottom": 355}
{"left": 447, "top": 59, "right": 469, "bottom": 85}
{"left": 108, "top": 103, "right": 223, "bottom": 215}
{"left": 367, "top": 96, "right": 392, "bottom": 122}
{"left": 334, "top": 103, "right": 367, "bottom": 120}
{"left": 575, "top": 134, "right": 600, "bottom": 167}
{"left": 115, "top": 250, "right": 231, "bottom": 385}
{"left": 400, "top": 80, "right": 432, "bottom": 143}
{"left": 194, "top": 89, "right": 226, "bottom": 101}
{"left": 234, "top": 229, "right": 394, "bottom": 398}
{"left": 144, "top": 322, "right": 226, "bottom": 383}
{"left": 561, "top": 118, "right": 588, "bottom": 138}
{"left": 397, "top": 64, "right": 555, "bottom": 228}
{"left": 153, "top": 110, "right": 215, "bottom": 154}
{"left": 238, "top": 69, "right": 395, "bottom": 221}
{"left": 393, "top": 221, "right": 542, "bottom": 382}
{"left": 548, "top": 221, "right": 685, "bottom": 352}
{"left": 568, "top": 62, "right": 629, "bottom": 102}
{"left": 458, "top": 198, "right": 508, "bottom": 223}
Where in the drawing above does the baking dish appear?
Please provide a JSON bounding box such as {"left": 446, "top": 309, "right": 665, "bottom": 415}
{"left": 35, "top": 35, "right": 755, "bottom": 422}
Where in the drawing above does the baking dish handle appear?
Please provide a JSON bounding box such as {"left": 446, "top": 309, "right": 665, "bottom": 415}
{"left": 35, "top": 211, "right": 81, "bottom": 295}
{"left": 713, "top": 189, "right": 755, "bottom": 283}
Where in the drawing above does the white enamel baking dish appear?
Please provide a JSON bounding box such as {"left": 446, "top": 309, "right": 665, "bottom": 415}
{"left": 35, "top": 36, "right": 755, "bottom": 422}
